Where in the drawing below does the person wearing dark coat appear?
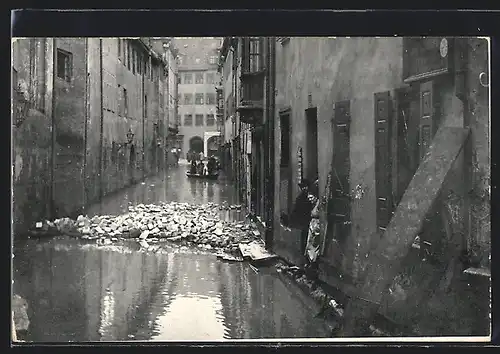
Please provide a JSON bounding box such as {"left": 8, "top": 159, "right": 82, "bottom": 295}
{"left": 190, "top": 159, "right": 197, "bottom": 174}
{"left": 281, "top": 179, "right": 315, "bottom": 263}
{"left": 207, "top": 156, "right": 217, "bottom": 175}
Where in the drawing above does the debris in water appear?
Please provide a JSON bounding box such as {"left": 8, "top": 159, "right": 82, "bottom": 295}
{"left": 27, "top": 201, "right": 262, "bottom": 257}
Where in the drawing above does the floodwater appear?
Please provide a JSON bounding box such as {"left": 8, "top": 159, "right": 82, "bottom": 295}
{"left": 12, "top": 164, "right": 332, "bottom": 341}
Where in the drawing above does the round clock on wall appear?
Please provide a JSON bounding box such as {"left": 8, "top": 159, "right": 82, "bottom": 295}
{"left": 440, "top": 38, "right": 448, "bottom": 58}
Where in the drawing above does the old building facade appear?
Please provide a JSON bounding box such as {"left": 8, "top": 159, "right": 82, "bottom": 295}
{"left": 173, "top": 38, "right": 222, "bottom": 159}
{"left": 220, "top": 36, "right": 490, "bottom": 336}
{"left": 12, "top": 37, "right": 174, "bottom": 236}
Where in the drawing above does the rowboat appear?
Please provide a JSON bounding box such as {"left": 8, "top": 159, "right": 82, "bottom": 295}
{"left": 186, "top": 172, "right": 219, "bottom": 180}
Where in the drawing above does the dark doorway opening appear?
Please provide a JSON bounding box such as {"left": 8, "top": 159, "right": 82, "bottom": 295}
{"left": 189, "top": 136, "right": 204, "bottom": 154}
{"left": 305, "top": 107, "right": 319, "bottom": 182}
{"left": 279, "top": 112, "right": 293, "bottom": 217}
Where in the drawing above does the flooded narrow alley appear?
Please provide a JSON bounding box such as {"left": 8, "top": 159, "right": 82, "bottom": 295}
{"left": 12, "top": 164, "right": 332, "bottom": 341}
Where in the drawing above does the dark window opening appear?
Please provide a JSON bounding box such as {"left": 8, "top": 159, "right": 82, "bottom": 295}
{"left": 195, "top": 114, "right": 204, "bottom": 126}
{"left": 127, "top": 42, "right": 131, "bottom": 70}
{"left": 280, "top": 114, "right": 291, "bottom": 168}
{"left": 206, "top": 73, "right": 215, "bottom": 84}
{"left": 195, "top": 73, "right": 204, "bottom": 84}
{"left": 57, "top": 49, "right": 72, "bottom": 82}
{"left": 242, "top": 37, "right": 264, "bottom": 73}
{"left": 184, "top": 114, "right": 193, "bottom": 126}
{"left": 206, "top": 114, "right": 215, "bottom": 126}
{"left": 123, "top": 88, "right": 128, "bottom": 117}
{"left": 206, "top": 93, "right": 216, "bottom": 105}
{"left": 184, "top": 93, "right": 193, "bottom": 105}
{"left": 195, "top": 93, "right": 204, "bottom": 105}
{"left": 305, "top": 108, "right": 319, "bottom": 182}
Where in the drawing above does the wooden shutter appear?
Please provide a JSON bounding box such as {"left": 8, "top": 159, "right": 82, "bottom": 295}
{"left": 375, "top": 91, "right": 393, "bottom": 232}
{"left": 419, "top": 81, "right": 434, "bottom": 161}
{"left": 331, "top": 101, "right": 351, "bottom": 244}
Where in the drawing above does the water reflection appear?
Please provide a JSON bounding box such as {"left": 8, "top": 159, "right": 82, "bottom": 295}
{"left": 86, "top": 166, "right": 239, "bottom": 218}
{"left": 13, "top": 236, "right": 331, "bottom": 342}
{"left": 13, "top": 237, "right": 169, "bottom": 342}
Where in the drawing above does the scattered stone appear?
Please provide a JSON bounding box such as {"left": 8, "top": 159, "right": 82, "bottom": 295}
{"left": 139, "top": 230, "right": 150, "bottom": 239}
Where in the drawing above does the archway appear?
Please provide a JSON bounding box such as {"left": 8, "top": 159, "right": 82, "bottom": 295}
{"left": 189, "top": 136, "right": 203, "bottom": 154}
{"left": 207, "top": 136, "right": 219, "bottom": 158}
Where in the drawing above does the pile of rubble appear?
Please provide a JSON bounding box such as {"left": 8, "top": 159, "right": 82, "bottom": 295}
{"left": 30, "top": 202, "right": 262, "bottom": 256}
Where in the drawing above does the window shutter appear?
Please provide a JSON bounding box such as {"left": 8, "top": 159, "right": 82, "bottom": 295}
{"left": 374, "top": 91, "right": 393, "bottom": 232}
{"left": 331, "top": 100, "right": 351, "bottom": 244}
{"left": 419, "top": 81, "right": 434, "bottom": 161}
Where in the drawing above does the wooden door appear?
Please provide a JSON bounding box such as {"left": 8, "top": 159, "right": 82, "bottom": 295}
{"left": 419, "top": 81, "right": 435, "bottom": 160}
{"left": 305, "top": 107, "right": 319, "bottom": 182}
{"left": 374, "top": 91, "right": 393, "bottom": 235}
{"left": 279, "top": 112, "right": 293, "bottom": 217}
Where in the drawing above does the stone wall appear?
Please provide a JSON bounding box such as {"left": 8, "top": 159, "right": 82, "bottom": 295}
{"left": 12, "top": 37, "right": 169, "bottom": 236}
{"left": 272, "top": 37, "right": 490, "bottom": 335}
{"left": 273, "top": 37, "right": 405, "bottom": 277}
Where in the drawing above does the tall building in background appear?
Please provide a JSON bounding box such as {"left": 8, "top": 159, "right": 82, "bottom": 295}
{"left": 172, "top": 37, "right": 222, "bottom": 158}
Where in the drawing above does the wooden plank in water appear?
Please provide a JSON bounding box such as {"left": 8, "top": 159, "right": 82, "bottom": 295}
{"left": 247, "top": 241, "right": 278, "bottom": 261}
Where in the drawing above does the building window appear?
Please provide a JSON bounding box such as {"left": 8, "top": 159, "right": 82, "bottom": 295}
{"left": 243, "top": 37, "right": 264, "bottom": 73}
{"left": 206, "top": 73, "right": 215, "bottom": 84}
{"left": 183, "top": 73, "right": 192, "bottom": 84}
{"left": 132, "top": 48, "right": 136, "bottom": 75}
{"left": 178, "top": 76, "right": 181, "bottom": 84}
{"left": 195, "top": 114, "right": 204, "bottom": 126}
{"left": 119, "top": 86, "right": 128, "bottom": 117}
{"left": 206, "top": 114, "right": 215, "bottom": 126}
{"left": 56, "top": 49, "right": 72, "bottom": 82}
{"left": 206, "top": 93, "right": 216, "bottom": 105}
{"left": 208, "top": 55, "right": 218, "bottom": 65}
{"left": 195, "top": 73, "right": 204, "bottom": 84}
{"left": 184, "top": 114, "right": 193, "bottom": 126}
{"left": 184, "top": 93, "right": 193, "bottom": 105}
{"left": 118, "top": 38, "right": 122, "bottom": 61}
{"left": 195, "top": 93, "right": 204, "bottom": 105}
{"left": 280, "top": 114, "right": 290, "bottom": 167}
{"left": 123, "top": 40, "right": 127, "bottom": 66}
{"left": 127, "top": 42, "right": 131, "bottom": 70}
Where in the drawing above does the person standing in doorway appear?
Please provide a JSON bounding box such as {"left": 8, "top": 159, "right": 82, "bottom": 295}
{"left": 281, "top": 179, "right": 315, "bottom": 267}
{"left": 304, "top": 178, "right": 321, "bottom": 279}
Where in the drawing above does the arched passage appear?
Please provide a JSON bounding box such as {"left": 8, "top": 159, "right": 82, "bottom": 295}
{"left": 189, "top": 136, "right": 203, "bottom": 154}
{"left": 207, "top": 136, "right": 219, "bottom": 157}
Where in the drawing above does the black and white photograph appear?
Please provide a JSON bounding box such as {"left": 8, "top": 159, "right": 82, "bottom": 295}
{"left": 11, "top": 34, "right": 491, "bottom": 342}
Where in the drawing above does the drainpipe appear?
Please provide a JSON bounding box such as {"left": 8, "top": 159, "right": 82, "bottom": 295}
{"left": 99, "top": 39, "right": 104, "bottom": 201}
{"left": 83, "top": 38, "right": 89, "bottom": 212}
{"left": 50, "top": 38, "right": 57, "bottom": 219}
{"left": 142, "top": 59, "right": 146, "bottom": 179}
{"left": 265, "top": 37, "right": 276, "bottom": 249}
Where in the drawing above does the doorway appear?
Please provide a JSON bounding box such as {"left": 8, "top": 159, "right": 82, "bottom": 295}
{"left": 305, "top": 107, "right": 319, "bottom": 183}
{"left": 189, "top": 136, "right": 204, "bottom": 154}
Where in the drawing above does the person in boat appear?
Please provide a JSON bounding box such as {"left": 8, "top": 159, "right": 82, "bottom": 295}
{"left": 207, "top": 156, "right": 217, "bottom": 175}
{"left": 196, "top": 160, "right": 204, "bottom": 175}
{"left": 203, "top": 162, "right": 209, "bottom": 176}
{"left": 189, "top": 159, "right": 197, "bottom": 174}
